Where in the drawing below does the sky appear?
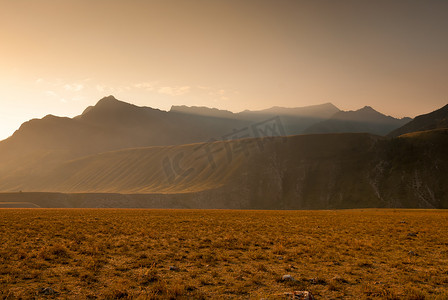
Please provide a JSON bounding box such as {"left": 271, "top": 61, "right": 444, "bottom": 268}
{"left": 1, "top": 0, "right": 447, "bottom": 140}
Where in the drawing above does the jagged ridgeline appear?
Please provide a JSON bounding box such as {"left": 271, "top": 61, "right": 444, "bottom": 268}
{"left": 0, "top": 97, "right": 446, "bottom": 209}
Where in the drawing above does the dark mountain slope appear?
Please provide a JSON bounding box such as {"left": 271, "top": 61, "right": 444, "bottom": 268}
{"left": 1, "top": 131, "right": 446, "bottom": 209}
{"left": 388, "top": 104, "right": 448, "bottom": 137}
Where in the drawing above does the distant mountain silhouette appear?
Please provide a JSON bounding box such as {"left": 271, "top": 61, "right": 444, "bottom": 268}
{"left": 237, "top": 103, "right": 341, "bottom": 135}
{"left": 304, "top": 106, "right": 411, "bottom": 135}
{"left": 0, "top": 97, "right": 409, "bottom": 176}
{"left": 1, "top": 97, "right": 406, "bottom": 166}
{"left": 240, "top": 102, "right": 340, "bottom": 117}
{"left": 388, "top": 104, "right": 448, "bottom": 137}
{"left": 0, "top": 96, "right": 344, "bottom": 167}
{"left": 171, "top": 102, "right": 341, "bottom": 135}
{"left": 0, "top": 96, "right": 342, "bottom": 186}
{"left": 170, "top": 105, "right": 236, "bottom": 119}
{"left": 0, "top": 96, "right": 245, "bottom": 163}
{"left": 171, "top": 102, "right": 340, "bottom": 119}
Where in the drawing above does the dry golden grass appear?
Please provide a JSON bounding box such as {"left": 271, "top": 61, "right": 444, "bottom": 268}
{"left": 0, "top": 209, "right": 447, "bottom": 299}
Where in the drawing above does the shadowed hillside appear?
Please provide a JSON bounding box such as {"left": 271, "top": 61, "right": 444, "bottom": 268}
{"left": 0, "top": 130, "right": 447, "bottom": 209}
{"left": 388, "top": 103, "right": 448, "bottom": 137}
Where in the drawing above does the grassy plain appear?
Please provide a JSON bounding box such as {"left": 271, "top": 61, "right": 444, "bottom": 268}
{"left": 0, "top": 209, "right": 447, "bottom": 299}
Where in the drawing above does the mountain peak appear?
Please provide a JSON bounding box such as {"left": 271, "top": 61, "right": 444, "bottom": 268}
{"left": 321, "top": 102, "right": 339, "bottom": 109}
{"left": 95, "top": 95, "right": 130, "bottom": 107}
{"left": 79, "top": 96, "right": 136, "bottom": 117}
{"left": 358, "top": 106, "right": 378, "bottom": 113}
{"left": 101, "top": 95, "right": 118, "bottom": 101}
{"left": 304, "top": 105, "right": 410, "bottom": 135}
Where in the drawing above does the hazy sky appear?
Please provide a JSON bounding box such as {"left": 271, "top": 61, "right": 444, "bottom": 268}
{"left": 1, "top": 0, "right": 447, "bottom": 140}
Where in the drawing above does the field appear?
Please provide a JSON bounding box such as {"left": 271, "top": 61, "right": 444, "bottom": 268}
{"left": 0, "top": 209, "right": 447, "bottom": 299}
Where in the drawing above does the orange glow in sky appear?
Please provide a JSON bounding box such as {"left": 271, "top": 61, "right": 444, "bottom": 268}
{"left": 1, "top": 0, "right": 447, "bottom": 140}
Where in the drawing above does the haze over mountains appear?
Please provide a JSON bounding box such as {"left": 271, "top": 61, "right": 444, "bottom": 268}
{"left": 2, "top": 96, "right": 409, "bottom": 150}
{"left": 0, "top": 96, "right": 447, "bottom": 209}
{"left": 0, "top": 96, "right": 408, "bottom": 176}
{"left": 305, "top": 106, "right": 412, "bottom": 136}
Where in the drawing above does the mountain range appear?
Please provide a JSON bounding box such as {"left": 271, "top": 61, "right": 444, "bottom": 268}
{"left": 0, "top": 96, "right": 447, "bottom": 209}
{"left": 305, "top": 106, "right": 411, "bottom": 136}
{"left": 0, "top": 96, "right": 409, "bottom": 156}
